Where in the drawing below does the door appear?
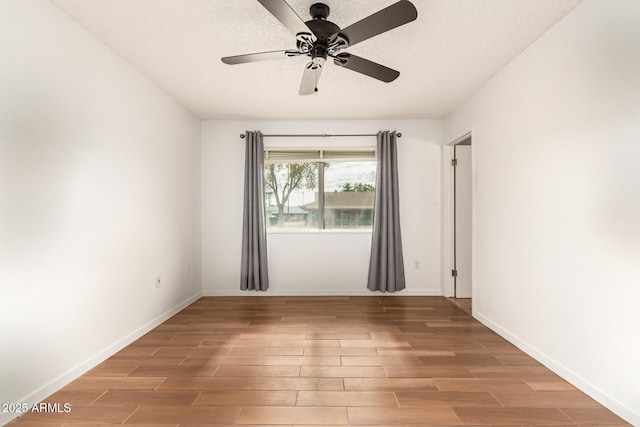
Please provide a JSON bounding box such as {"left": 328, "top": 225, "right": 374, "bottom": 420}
{"left": 454, "top": 144, "right": 472, "bottom": 298}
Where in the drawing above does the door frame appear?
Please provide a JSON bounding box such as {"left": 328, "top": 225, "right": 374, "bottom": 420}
{"left": 442, "top": 131, "right": 473, "bottom": 298}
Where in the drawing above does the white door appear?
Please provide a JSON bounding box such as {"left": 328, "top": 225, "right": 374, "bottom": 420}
{"left": 455, "top": 145, "right": 472, "bottom": 298}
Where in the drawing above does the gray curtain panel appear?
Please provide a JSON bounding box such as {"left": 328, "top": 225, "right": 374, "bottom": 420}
{"left": 240, "top": 131, "right": 269, "bottom": 291}
{"left": 367, "top": 131, "right": 406, "bottom": 292}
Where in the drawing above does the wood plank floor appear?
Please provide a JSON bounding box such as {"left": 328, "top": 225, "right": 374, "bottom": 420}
{"left": 10, "top": 296, "right": 630, "bottom": 426}
{"left": 447, "top": 298, "right": 472, "bottom": 316}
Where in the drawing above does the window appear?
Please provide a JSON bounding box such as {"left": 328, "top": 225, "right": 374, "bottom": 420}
{"left": 264, "top": 162, "right": 318, "bottom": 229}
{"left": 264, "top": 149, "right": 376, "bottom": 231}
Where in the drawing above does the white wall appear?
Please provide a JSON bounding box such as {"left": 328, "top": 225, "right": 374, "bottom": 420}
{"left": 202, "top": 119, "right": 443, "bottom": 295}
{"left": 445, "top": 0, "right": 640, "bottom": 424}
{"left": 0, "top": 1, "right": 201, "bottom": 424}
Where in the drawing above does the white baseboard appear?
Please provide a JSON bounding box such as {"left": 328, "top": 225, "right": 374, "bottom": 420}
{"left": 473, "top": 310, "right": 640, "bottom": 427}
{"left": 202, "top": 289, "right": 442, "bottom": 297}
{"left": 1, "top": 292, "right": 202, "bottom": 427}
{"left": 607, "top": 396, "right": 640, "bottom": 427}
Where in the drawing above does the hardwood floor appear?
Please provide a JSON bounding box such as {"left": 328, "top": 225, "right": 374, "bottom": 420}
{"left": 448, "top": 298, "right": 472, "bottom": 316}
{"left": 10, "top": 296, "right": 629, "bottom": 426}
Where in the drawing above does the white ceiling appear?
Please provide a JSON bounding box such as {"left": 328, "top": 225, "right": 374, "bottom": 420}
{"left": 50, "top": 0, "right": 582, "bottom": 120}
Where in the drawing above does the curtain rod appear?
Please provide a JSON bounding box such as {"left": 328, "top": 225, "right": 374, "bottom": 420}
{"left": 239, "top": 133, "right": 401, "bottom": 139}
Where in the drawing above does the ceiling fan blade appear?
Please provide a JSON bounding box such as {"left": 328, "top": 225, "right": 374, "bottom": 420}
{"left": 334, "top": 53, "right": 399, "bottom": 82}
{"left": 339, "top": 0, "right": 417, "bottom": 48}
{"left": 221, "top": 50, "right": 297, "bottom": 65}
{"left": 257, "top": 0, "right": 311, "bottom": 36}
{"left": 299, "top": 59, "right": 325, "bottom": 95}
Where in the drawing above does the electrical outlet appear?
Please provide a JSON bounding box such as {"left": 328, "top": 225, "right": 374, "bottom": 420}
{"left": 155, "top": 276, "right": 161, "bottom": 288}
{"left": 413, "top": 260, "right": 421, "bottom": 270}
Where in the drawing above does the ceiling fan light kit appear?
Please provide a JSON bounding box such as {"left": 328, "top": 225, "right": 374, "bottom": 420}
{"left": 221, "top": 0, "right": 418, "bottom": 95}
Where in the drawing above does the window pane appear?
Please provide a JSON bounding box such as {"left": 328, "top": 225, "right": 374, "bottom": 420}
{"left": 324, "top": 161, "right": 376, "bottom": 230}
{"left": 264, "top": 162, "right": 318, "bottom": 229}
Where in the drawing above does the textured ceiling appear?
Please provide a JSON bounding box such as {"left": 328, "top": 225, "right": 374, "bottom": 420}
{"left": 50, "top": 0, "right": 582, "bottom": 119}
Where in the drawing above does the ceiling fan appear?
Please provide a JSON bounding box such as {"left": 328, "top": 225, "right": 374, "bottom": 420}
{"left": 221, "top": 0, "right": 418, "bottom": 95}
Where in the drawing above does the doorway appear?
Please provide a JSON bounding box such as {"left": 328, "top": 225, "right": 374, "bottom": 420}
{"left": 448, "top": 135, "right": 472, "bottom": 313}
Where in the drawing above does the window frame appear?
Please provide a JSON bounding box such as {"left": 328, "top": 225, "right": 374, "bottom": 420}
{"left": 264, "top": 147, "right": 377, "bottom": 234}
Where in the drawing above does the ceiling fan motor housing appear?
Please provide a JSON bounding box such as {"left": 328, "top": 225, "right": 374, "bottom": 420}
{"left": 305, "top": 21, "right": 340, "bottom": 43}
{"left": 304, "top": 2, "right": 346, "bottom": 60}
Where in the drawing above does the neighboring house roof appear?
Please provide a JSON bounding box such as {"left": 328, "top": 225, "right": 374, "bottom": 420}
{"left": 300, "top": 192, "right": 375, "bottom": 211}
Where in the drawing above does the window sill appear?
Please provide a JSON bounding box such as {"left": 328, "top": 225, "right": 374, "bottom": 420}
{"left": 267, "top": 229, "right": 372, "bottom": 235}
